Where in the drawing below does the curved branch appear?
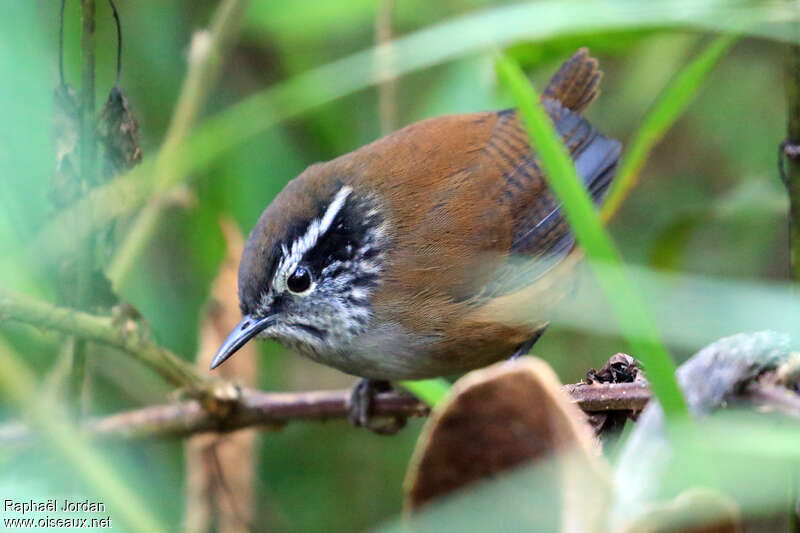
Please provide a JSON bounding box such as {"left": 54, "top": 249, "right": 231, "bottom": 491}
{"left": 0, "top": 287, "right": 210, "bottom": 390}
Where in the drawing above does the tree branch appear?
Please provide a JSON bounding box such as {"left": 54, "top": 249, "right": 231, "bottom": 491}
{"left": 0, "top": 287, "right": 210, "bottom": 390}
{"left": 3, "top": 377, "right": 797, "bottom": 445}
{"left": 564, "top": 381, "right": 650, "bottom": 411}
{"left": 0, "top": 382, "right": 650, "bottom": 444}
{"left": 0, "top": 388, "right": 425, "bottom": 443}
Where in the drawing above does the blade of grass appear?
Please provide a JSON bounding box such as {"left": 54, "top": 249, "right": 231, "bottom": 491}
{"left": 401, "top": 379, "right": 451, "bottom": 406}
{"left": 601, "top": 35, "right": 737, "bottom": 221}
{"left": 0, "top": 337, "right": 167, "bottom": 533}
{"left": 495, "top": 54, "right": 687, "bottom": 418}
{"left": 19, "top": 0, "right": 798, "bottom": 273}
{"left": 532, "top": 260, "right": 800, "bottom": 354}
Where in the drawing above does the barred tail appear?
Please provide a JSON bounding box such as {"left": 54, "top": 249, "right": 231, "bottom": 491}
{"left": 543, "top": 47, "right": 602, "bottom": 114}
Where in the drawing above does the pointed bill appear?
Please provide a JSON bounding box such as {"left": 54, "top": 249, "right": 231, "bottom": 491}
{"left": 210, "top": 314, "right": 275, "bottom": 370}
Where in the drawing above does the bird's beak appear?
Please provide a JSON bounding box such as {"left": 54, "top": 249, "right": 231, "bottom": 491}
{"left": 210, "top": 314, "right": 276, "bottom": 370}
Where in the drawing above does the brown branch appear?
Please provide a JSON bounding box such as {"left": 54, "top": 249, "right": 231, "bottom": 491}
{"left": 0, "top": 383, "right": 647, "bottom": 444}
{"left": 3, "top": 286, "right": 796, "bottom": 445}
{"left": 2, "top": 377, "right": 797, "bottom": 445}
{"left": 0, "top": 388, "right": 429, "bottom": 444}
{"left": 564, "top": 381, "right": 651, "bottom": 411}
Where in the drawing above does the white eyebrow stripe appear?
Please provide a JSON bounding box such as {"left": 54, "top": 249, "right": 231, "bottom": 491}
{"left": 275, "top": 186, "right": 352, "bottom": 285}
{"left": 319, "top": 186, "right": 352, "bottom": 236}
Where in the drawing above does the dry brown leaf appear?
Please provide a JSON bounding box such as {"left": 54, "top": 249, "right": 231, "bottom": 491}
{"left": 404, "top": 356, "right": 610, "bottom": 533}
{"left": 184, "top": 218, "right": 258, "bottom": 533}
{"left": 98, "top": 85, "right": 142, "bottom": 177}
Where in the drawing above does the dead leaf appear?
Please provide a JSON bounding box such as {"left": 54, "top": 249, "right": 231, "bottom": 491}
{"left": 98, "top": 84, "right": 142, "bottom": 178}
{"left": 184, "top": 218, "right": 257, "bottom": 533}
{"left": 404, "top": 357, "right": 610, "bottom": 533}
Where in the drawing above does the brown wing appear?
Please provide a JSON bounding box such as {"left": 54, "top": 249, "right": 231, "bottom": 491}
{"left": 354, "top": 112, "right": 515, "bottom": 304}
{"left": 476, "top": 48, "right": 616, "bottom": 296}
{"left": 500, "top": 46, "right": 615, "bottom": 256}
{"left": 331, "top": 49, "right": 619, "bottom": 334}
{"left": 474, "top": 102, "right": 621, "bottom": 298}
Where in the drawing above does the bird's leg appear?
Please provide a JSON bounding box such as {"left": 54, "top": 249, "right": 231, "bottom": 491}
{"left": 348, "top": 379, "right": 407, "bottom": 435}
{"left": 509, "top": 325, "right": 548, "bottom": 360}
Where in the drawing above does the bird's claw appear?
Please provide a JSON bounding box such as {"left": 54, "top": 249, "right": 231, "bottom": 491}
{"left": 348, "top": 379, "right": 407, "bottom": 436}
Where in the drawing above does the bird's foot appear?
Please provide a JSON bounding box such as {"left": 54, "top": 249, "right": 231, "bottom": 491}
{"left": 348, "top": 379, "right": 407, "bottom": 435}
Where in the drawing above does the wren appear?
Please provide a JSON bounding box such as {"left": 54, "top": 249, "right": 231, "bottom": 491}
{"left": 210, "top": 48, "right": 621, "bottom": 428}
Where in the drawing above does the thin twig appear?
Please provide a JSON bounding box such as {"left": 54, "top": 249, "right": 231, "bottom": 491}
{"left": 784, "top": 44, "right": 800, "bottom": 280}
{"left": 564, "top": 381, "right": 650, "bottom": 411}
{"left": 0, "top": 287, "right": 210, "bottom": 390}
{"left": 108, "top": 0, "right": 122, "bottom": 84}
{"left": 72, "top": 0, "right": 97, "bottom": 413}
{"left": 59, "top": 0, "right": 67, "bottom": 87}
{"left": 79, "top": 0, "right": 96, "bottom": 200}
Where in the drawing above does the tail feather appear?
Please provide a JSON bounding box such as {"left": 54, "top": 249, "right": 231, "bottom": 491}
{"left": 543, "top": 47, "right": 602, "bottom": 114}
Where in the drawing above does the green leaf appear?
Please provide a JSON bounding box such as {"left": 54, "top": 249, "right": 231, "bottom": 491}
{"left": 494, "top": 53, "right": 687, "bottom": 418}
{"left": 401, "top": 379, "right": 452, "bottom": 406}
{"left": 601, "top": 35, "right": 736, "bottom": 220}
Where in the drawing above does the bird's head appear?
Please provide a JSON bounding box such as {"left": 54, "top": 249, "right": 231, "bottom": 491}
{"left": 210, "top": 164, "right": 388, "bottom": 370}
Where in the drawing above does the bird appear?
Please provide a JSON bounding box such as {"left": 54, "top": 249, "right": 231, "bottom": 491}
{"left": 210, "top": 48, "right": 621, "bottom": 430}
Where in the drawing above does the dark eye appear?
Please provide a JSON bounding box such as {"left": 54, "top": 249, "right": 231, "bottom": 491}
{"left": 287, "top": 266, "right": 312, "bottom": 294}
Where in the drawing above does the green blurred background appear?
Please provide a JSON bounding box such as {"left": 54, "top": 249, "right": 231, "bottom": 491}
{"left": 0, "top": 0, "right": 793, "bottom": 531}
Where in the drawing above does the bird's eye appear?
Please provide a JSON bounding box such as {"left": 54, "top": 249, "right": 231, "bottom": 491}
{"left": 287, "top": 266, "right": 313, "bottom": 294}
